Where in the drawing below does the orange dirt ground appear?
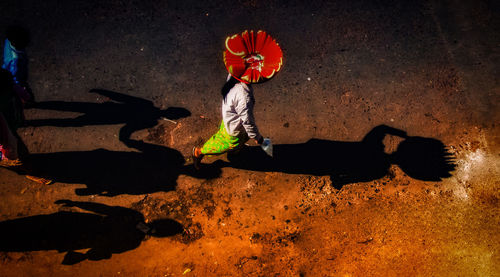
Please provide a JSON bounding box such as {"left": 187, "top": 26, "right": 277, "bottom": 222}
{"left": 0, "top": 0, "right": 499, "bottom": 276}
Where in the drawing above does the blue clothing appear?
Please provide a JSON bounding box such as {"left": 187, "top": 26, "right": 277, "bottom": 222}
{"left": 2, "top": 39, "right": 28, "bottom": 85}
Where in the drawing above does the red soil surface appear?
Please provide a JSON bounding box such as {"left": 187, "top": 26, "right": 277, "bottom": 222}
{"left": 0, "top": 0, "right": 498, "bottom": 276}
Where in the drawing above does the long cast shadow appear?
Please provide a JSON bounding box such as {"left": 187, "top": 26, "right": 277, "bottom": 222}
{"left": 18, "top": 89, "right": 210, "bottom": 195}
{"left": 0, "top": 200, "right": 183, "bottom": 265}
{"left": 27, "top": 139, "right": 219, "bottom": 196}
{"left": 26, "top": 89, "right": 191, "bottom": 147}
{"left": 215, "top": 125, "right": 456, "bottom": 189}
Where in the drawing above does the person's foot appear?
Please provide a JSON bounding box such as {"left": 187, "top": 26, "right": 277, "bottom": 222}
{"left": 192, "top": 146, "right": 203, "bottom": 170}
{"left": 227, "top": 149, "right": 241, "bottom": 162}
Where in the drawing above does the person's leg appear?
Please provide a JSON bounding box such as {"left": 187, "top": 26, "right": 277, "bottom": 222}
{"left": 226, "top": 131, "right": 249, "bottom": 160}
{"left": 0, "top": 113, "right": 51, "bottom": 183}
{"left": 0, "top": 113, "right": 19, "bottom": 161}
{"left": 193, "top": 122, "right": 243, "bottom": 169}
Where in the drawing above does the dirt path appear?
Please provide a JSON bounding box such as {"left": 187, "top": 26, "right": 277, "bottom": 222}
{"left": 0, "top": 0, "right": 499, "bottom": 276}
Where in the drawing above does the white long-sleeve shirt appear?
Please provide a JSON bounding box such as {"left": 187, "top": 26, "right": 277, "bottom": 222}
{"left": 222, "top": 81, "right": 262, "bottom": 140}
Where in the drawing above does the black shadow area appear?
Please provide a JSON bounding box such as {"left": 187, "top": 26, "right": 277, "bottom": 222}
{"left": 26, "top": 89, "right": 191, "bottom": 147}
{"left": 28, "top": 139, "right": 220, "bottom": 196}
{"left": 216, "top": 125, "right": 456, "bottom": 189}
{"left": 0, "top": 200, "right": 183, "bottom": 265}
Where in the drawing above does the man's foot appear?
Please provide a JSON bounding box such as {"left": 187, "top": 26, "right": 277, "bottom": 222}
{"left": 192, "top": 146, "right": 203, "bottom": 170}
{"left": 227, "top": 149, "right": 241, "bottom": 162}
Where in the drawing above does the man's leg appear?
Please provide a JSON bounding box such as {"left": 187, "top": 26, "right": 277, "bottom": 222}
{"left": 193, "top": 122, "right": 242, "bottom": 169}
{"left": 0, "top": 113, "right": 19, "bottom": 162}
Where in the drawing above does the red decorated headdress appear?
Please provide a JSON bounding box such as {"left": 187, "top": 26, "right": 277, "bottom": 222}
{"left": 223, "top": 30, "right": 283, "bottom": 84}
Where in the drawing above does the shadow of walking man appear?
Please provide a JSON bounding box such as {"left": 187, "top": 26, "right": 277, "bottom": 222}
{"left": 0, "top": 200, "right": 183, "bottom": 265}
{"left": 15, "top": 89, "right": 209, "bottom": 194}
{"left": 26, "top": 138, "right": 220, "bottom": 196}
{"left": 26, "top": 89, "right": 191, "bottom": 146}
{"left": 217, "top": 125, "right": 456, "bottom": 189}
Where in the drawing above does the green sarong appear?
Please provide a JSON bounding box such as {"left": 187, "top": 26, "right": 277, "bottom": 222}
{"left": 200, "top": 121, "right": 248, "bottom": 155}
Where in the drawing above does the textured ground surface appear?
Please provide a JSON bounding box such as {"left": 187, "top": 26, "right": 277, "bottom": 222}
{"left": 0, "top": 0, "right": 499, "bottom": 276}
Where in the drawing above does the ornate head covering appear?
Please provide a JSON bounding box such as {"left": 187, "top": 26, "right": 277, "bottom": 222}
{"left": 223, "top": 30, "right": 283, "bottom": 84}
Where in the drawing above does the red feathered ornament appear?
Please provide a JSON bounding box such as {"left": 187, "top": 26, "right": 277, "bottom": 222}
{"left": 223, "top": 30, "right": 283, "bottom": 84}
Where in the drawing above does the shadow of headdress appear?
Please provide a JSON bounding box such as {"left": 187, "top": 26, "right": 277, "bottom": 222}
{"left": 391, "top": 136, "right": 456, "bottom": 181}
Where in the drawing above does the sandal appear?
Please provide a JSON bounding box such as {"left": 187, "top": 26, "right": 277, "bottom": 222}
{"left": 192, "top": 146, "right": 202, "bottom": 170}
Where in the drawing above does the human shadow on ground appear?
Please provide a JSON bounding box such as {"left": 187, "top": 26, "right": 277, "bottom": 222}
{"left": 27, "top": 139, "right": 219, "bottom": 196}
{"left": 213, "top": 125, "right": 456, "bottom": 189}
{"left": 0, "top": 200, "right": 183, "bottom": 265}
{"left": 25, "top": 89, "right": 191, "bottom": 147}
